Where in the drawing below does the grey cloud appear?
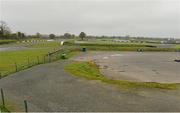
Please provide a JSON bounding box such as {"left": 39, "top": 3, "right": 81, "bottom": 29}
{"left": 1, "top": 0, "right": 180, "bottom": 38}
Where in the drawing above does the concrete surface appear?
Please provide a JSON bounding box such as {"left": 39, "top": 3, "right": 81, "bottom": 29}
{"left": 0, "top": 60, "right": 180, "bottom": 112}
{"left": 74, "top": 51, "right": 180, "bottom": 83}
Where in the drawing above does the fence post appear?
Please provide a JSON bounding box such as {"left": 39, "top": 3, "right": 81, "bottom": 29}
{"left": 0, "top": 72, "right": 2, "bottom": 79}
{"left": 1, "top": 89, "right": 5, "bottom": 107}
{"left": 15, "top": 62, "right": 18, "bottom": 72}
{"left": 24, "top": 100, "right": 28, "bottom": 113}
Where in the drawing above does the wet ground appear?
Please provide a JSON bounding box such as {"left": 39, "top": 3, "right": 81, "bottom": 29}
{"left": 74, "top": 51, "right": 180, "bottom": 83}
{"left": 0, "top": 60, "right": 180, "bottom": 112}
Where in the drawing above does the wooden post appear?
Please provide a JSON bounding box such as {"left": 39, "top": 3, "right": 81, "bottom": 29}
{"left": 1, "top": 89, "right": 5, "bottom": 107}
{"left": 0, "top": 72, "right": 2, "bottom": 79}
{"left": 24, "top": 100, "right": 28, "bottom": 113}
{"left": 15, "top": 62, "right": 18, "bottom": 72}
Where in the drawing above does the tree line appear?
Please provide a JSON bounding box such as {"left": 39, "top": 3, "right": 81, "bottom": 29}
{"left": 0, "top": 21, "right": 86, "bottom": 40}
{"left": 1, "top": 21, "right": 178, "bottom": 41}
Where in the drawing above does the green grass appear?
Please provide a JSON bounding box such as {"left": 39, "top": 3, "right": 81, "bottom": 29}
{"left": 0, "top": 39, "right": 17, "bottom": 45}
{"left": 65, "top": 61, "right": 180, "bottom": 90}
{"left": 26, "top": 41, "right": 62, "bottom": 48}
{"left": 0, "top": 106, "right": 10, "bottom": 112}
{"left": 0, "top": 48, "right": 57, "bottom": 76}
{"left": 22, "top": 39, "right": 75, "bottom": 48}
{"left": 76, "top": 43, "right": 151, "bottom": 47}
{"left": 68, "top": 40, "right": 152, "bottom": 47}
{"left": 65, "top": 41, "right": 177, "bottom": 51}
{"left": 174, "top": 44, "right": 180, "bottom": 49}
{"left": 75, "top": 39, "right": 160, "bottom": 45}
{"left": 67, "top": 45, "right": 176, "bottom": 52}
{"left": 0, "top": 38, "right": 78, "bottom": 77}
{"left": 65, "top": 51, "right": 79, "bottom": 59}
{"left": 0, "top": 46, "right": 79, "bottom": 77}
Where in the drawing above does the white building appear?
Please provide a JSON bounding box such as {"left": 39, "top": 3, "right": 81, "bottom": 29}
{"left": 113, "top": 39, "right": 130, "bottom": 43}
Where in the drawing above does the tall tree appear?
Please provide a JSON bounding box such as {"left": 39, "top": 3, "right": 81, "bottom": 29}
{"left": 49, "top": 34, "right": 56, "bottom": 39}
{"left": 17, "top": 32, "right": 26, "bottom": 39}
{"left": 36, "top": 32, "right": 41, "bottom": 38}
{"left": 11, "top": 33, "right": 18, "bottom": 39}
{"left": 0, "top": 21, "right": 11, "bottom": 39}
{"left": 79, "top": 32, "right": 86, "bottom": 40}
{"left": 17, "top": 32, "right": 22, "bottom": 39}
{"left": 21, "top": 33, "right": 25, "bottom": 38}
{"left": 64, "top": 33, "right": 72, "bottom": 38}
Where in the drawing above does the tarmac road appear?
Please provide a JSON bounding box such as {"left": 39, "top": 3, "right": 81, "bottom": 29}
{"left": 0, "top": 60, "right": 180, "bottom": 112}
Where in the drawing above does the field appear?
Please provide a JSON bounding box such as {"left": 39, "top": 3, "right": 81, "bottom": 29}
{"left": 174, "top": 44, "right": 180, "bottom": 49}
{"left": 1, "top": 39, "right": 180, "bottom": 77}
{"left": 65, "top": 40, "right": 179, "bottom": 51}
{"left": 1, "top": 39, "right": 179, "bottom": 77}
{"left": 1, "top": 38, "right": 180, "bottom": 112}
{"left": 23, "top": 41, "right": 62, "bottom": 48}
{"left": 75, "top": 39, "right": 160, "bottom": 44}
{"left": 0, "top": 39, "right": 65, "bottom": 76}
{"left": 0, "top": 48, "right": 57, "bottom": 76}
{"left": 0, "top": 39, "right": 79, "bottom": 77}
{"left": 0, "top": 39, "right": 17, "bottom": 45}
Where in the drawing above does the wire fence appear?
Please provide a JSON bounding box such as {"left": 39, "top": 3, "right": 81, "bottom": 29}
{"left": 0, "top": 49, "right": 76, "bottom": 112}
{"left": 0, "top": 49, "right": 68, "bottom": 78}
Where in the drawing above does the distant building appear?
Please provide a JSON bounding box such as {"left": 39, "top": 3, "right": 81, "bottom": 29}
{"left": 160, "top": 41, "right": 167, "bottom": 44}
{"left": 47, "top": 39, "right": 55, "bottom": 42}
{"left": 113, "top": 39, "right": 130, "bottom": 43}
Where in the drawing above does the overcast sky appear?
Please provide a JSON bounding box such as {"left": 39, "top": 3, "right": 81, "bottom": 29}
{"left": 0, "top": 0, "right": 180, "bottom": 38}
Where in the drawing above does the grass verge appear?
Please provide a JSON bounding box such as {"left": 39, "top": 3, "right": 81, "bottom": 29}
{"left": 0, "top": 39, "right": 17, "bottom": 45}
{"left": 0, "top": 48, "right": 55, "bottom": 75}
{"left": 174, "top": 44, "right": 180, "bottom": 49}
{"left": 66, "top": 45, "right": 177, "bottom": 52}
{"left": 65, "top": 40, "right": 180, "bottom": 51}
{"left": 26, "top": 41, "right": 61, "bottom": 48}
{"left": 65, "top": 61, "right": 180, "bottom": 90}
